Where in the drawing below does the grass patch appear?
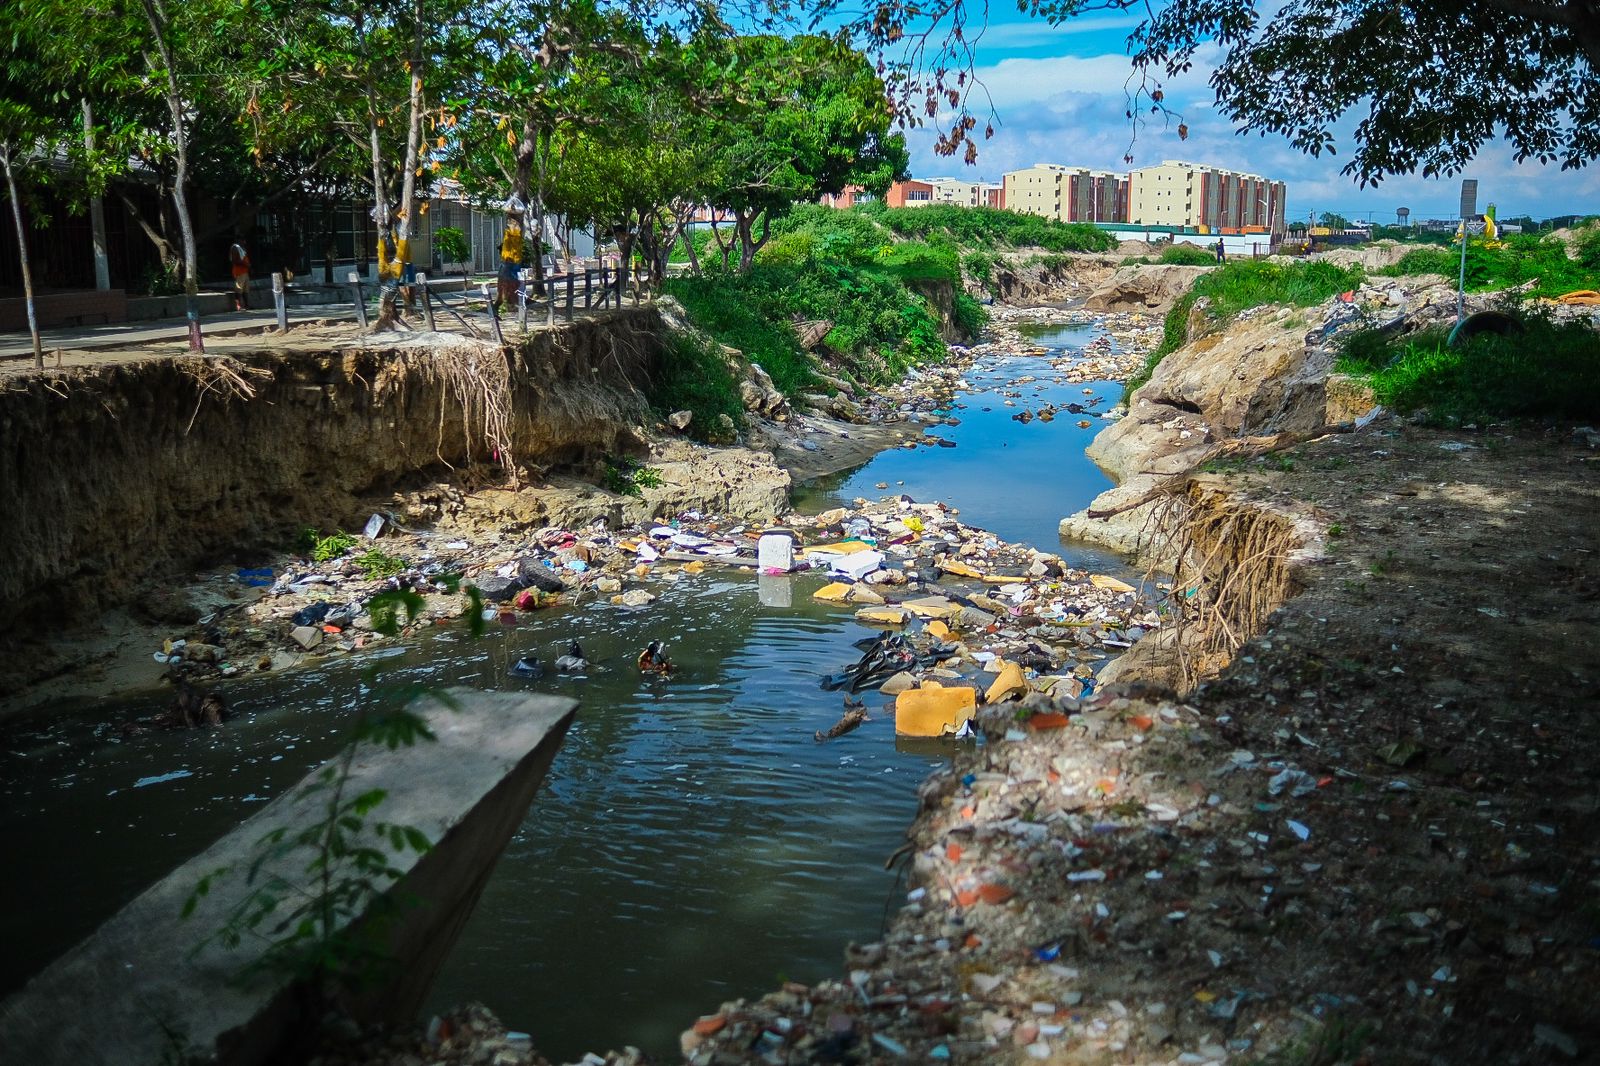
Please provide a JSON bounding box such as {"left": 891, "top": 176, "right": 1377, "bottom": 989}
{"left": 1379, "top": 229, "right": 1600, "bottom": 298}
{"left": 1157, "top": 244, "right": 1218, "bottom": 266}
{"left": 1123, "top": 259, "right": 1365, "bottom": 402}
{"left": 1335, "top": 314, "right": 1600, "bottom": 424}
{"left": 645, "top": 330, "right": 747, "bottom": 441}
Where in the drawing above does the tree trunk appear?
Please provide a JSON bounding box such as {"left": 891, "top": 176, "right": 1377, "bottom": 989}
{"left": 116, "top": 188, "right": 177, "bottom": 280}
{"left": 735, "top": 209, "right": 769, "bottom": 273}
{"left": 378, "top": 0, "right": 427, "bottom": 330}
{"left": 1, "top": 145, "right": 45, "bottom": 369}
{"left": 141, "top": 0, "right": 203, "bottom": 352}
{"left": 709, "top": 215, "right": 733, "bottom": 271}
{"left": 82, "top": 100, "right": 111, "bottom": 291}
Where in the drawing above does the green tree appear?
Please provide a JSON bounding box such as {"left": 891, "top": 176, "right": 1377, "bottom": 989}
{"left": 1319, "top": 212, "right": 1351, "bottom": 231}
{"left": 0, "top": 16, "right": 76, "bottom": 368}
{"left": 702, "top": 34, "right": 909, "bottom": 272}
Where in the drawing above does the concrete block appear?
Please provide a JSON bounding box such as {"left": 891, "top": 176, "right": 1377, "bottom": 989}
{"left": 0, "top": 689, "right": 577, "bottom": 1066}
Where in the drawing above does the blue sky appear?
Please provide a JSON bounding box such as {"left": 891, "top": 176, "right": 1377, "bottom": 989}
{"left": 893, "top": 9, "right": 1599, "bottom": 222}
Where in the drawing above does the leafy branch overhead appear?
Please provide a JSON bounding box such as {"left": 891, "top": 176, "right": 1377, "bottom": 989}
{"left": 816, "top": 0, "right": 1600, "bottom": 181}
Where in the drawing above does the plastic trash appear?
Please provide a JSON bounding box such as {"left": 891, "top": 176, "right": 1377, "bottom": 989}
{"left": 292, "top": 602, "right": 332, "bottom": 627}
{"left": 758, "top": 533, "right": 795, "bottom": 573}
{"left": 509, "top": 657, "right": 544, "bottom": 678}
{"left": 363, "top": 513, "right": 386, "bottom": 540}
{"left": 236, "top": 566, "right": 274, "bottom": 587}
{"left": 831, "top": 550, "right": 884, "bottom": 580}
{"left": 894, "top": 681, "right": 977, "bottom": 737}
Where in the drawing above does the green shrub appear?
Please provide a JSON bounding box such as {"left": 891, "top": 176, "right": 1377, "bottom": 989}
{"left": 952, "top": 291, "right": 987, "bottom": 337}
{"left": 645, "top": 330, "right": 747, "bottom": 441}
{"left": 1336, "top": 315, "right": 1600, "bottom": 423}
{"left": 310, "top": 530, "right": 356, "bottom": 562}
{"left": 1157, "top": 244, "right": 1217, "bottom": 267}
{"left": 964, "top": 250, "right": 997, "bottom": 286}
{"left": 1575, "top": 224, "right": 1600, "bottom": 270}
{"left": 870, "top": 204, "right": 1117, "bottom": 253}
{"left": 434, "top": 226, "right": 470, "bottom": 270}
{"left": 604, "top": 457, "right": 666, "bottom": 497}
{"left": 356, "top": 549, "right": 407, "bottom": 579}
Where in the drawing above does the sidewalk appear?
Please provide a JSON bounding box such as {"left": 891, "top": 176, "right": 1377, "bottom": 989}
{"left": 0, "top": 304, "right": 356, "bottom": 361}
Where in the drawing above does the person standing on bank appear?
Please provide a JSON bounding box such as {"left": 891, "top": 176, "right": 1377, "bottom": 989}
{"left": 229, "top": 234, "right": 251, "bottom": 311}
{"left": 498, "top": 215, "right": 524, "bottom": 310}
{"left": 1214, "top": 239, "right": 1226, "bottom": 264}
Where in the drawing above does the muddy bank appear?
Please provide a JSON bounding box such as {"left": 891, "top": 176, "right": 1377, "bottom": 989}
{"left": 0, "top": 313, "right": 675, "bottom": 696}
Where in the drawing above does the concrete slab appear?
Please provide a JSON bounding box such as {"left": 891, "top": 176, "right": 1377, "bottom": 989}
{"left": 0, "top": 689, "right": 577, "bottom": 1066}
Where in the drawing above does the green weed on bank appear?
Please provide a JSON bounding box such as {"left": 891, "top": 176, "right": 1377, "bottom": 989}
{"left": 665, "top": 205, "right": 987, "bottom": 401}
{"left": 1379, "top": 231, "right": 1600, "bottom": 299}
{"left": 1336, "top": 316, "right": 1600, "bottom": 424}
{"left": 645, "top": 330, "right": 747, "bottom": 442}
{"left": 1123, "top": 259, "right": 1365, "bottom": 401}
{"left": 861, "top": 203, "right": 1117, "bottom": 254}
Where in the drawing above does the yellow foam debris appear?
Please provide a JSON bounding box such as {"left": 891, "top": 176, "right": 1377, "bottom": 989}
{"left": 895, "top": 681, "right": 977, "bottom": 737}
{"left": 926, "top": 619, "right": 951, "bottom": 640}
{"left": 803, "top": 540, "right": 875, "bottom": 557}
{"left": 855, "top": 606, "right": 908, "bottom": 625}
{"left": 984, "top": 660, "right": 1030, "bottom": 704}
{"left": 813, "top": 582, "right": 852, "bottom": 602}
{"left": 901, "top": 595, "right": 963, "bottom": 620}
{"left": 1089, "top": 573, "right": 1136, "bottom": 594}
{"left": 940, "top": 560, "right": 984, "bottom": 579}
{"left": 682, "top": 560, "right": 706, "bottom": 574}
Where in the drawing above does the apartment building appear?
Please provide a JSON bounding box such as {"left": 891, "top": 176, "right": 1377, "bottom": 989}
{"left": 1128, "top": 161, "right": 1287, "bottom": 234}
{"left": 1001, "top": 164, "right": 1128, "bottom": 223}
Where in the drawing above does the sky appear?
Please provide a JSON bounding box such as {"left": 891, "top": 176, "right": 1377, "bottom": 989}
{"left": 890, "top": 9, "right": 1599, "bottom": 222}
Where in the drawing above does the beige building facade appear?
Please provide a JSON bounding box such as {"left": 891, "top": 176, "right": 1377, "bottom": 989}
{"left": 1001, "top": 164, "right": 1128, "bottom": 223}
{"left": 1128, "top": 160, "right": 1287, "bottom": 234}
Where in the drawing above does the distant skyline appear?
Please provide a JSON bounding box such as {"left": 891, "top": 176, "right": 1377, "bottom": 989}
{"left": 893, "top": 11, "right": 1598, "bottom": 222}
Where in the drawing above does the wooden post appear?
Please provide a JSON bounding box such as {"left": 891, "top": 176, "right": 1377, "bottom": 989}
{"left": 482, "top": 283, "right": 504, "bottom": 345}
{"left": 349, "top": 271, "right": 367, "bottom": 329}
{"left": 564, "top": 269, "right": 575, "bottom": 321}
{"left": 416, "top": 271, "right": 436, "bottom": 331}
{"left": 584, "top": 267, "right": 593, "bottom": 309}
{"left": 517, "top": 269, "right": 530, "bottom": 333}
{"left": 272, "top": 271, "right": 288, "bottom": 331}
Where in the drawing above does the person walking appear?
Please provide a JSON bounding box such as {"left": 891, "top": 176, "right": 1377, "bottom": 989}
{"left": 229, "top": 234, "right": 251, "bottom": 311}
{"left": 1213, "top": 239, "right": 1226, "bottom": 264}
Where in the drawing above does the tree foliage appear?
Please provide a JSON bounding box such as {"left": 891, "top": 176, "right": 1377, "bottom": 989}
{"left": 820, "top": 0, "right": 1600, "bottom": 181}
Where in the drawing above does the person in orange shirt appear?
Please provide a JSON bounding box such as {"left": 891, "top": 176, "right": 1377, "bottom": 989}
{"left": 229, "top": 234, "right": 251, "bottom": 311}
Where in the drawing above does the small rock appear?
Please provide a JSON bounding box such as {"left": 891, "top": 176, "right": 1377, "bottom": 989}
{"left": 290, "top": 625, "right": 322, "bottom": 650}
{"left": 620, "top": 589, "right": 656, "bottom": 608}
{"left": 668, "top": 410, "right": 694, "bottom": 431}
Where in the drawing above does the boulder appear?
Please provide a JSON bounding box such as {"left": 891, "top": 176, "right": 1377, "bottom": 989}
{"left": 1083, "top": 264, "right": 1209, "bottom": 312}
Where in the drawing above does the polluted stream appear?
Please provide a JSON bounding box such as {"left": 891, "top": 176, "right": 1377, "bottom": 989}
{"left": 0, "top": 319, "right": 1126, "bottom": 1061}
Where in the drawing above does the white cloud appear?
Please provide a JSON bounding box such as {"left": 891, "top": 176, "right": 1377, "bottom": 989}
{"left": 903, "top": 47, "right": 1599, "bottom": 219}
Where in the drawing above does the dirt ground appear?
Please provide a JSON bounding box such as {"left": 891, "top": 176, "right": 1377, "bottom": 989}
{"left": 684, "top": 413, "right": 1600, "bottom": 1065}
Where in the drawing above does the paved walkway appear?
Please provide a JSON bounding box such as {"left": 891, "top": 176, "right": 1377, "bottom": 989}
{"left": 0, "top": 304, "right": 357, "bottom": 361}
